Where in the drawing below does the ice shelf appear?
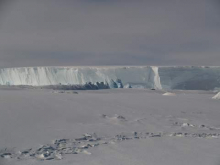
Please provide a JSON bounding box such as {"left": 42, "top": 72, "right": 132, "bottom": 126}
{"left": 0, "top": 66, "right": 220, "bottom": 90}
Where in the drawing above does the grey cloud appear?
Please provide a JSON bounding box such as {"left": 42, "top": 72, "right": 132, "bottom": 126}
{"left": 0, "top": 0, "right": 219, "bottom": 67}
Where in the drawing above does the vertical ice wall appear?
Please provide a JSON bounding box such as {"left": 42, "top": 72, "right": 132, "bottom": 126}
{"left": 0, "top": 66, "right": 156, "bottom": 88}
{"left": 0, "top": 66, "right": 220, "bottom": 90}
{"left": 158, "top": 66, "right": 220, "bottom": 90}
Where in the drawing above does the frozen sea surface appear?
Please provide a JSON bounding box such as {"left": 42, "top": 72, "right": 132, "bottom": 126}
{"left": 0, "top": 88, "right": 220, "bottom": 165}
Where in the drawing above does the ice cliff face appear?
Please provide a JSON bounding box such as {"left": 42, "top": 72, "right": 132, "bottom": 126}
{"left": 158, "top": 66, "right": 220, "bottom": 90}
{"left": 0, "top": 66, "right": 220, "bottom": 90}
{"left": 0, "top": 66, "right": 157, "bottom": 88}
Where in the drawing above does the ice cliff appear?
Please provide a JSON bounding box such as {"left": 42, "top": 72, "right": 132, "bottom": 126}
{"left": 0, "top": 66, "right": 220, "bottom": 90}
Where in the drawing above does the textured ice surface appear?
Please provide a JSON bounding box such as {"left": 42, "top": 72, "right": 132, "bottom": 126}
{"left": 0, "top": 66, "right": 220, "bottom": 90}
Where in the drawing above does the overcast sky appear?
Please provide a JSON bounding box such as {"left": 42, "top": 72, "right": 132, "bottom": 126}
{"left": 0, "top": 0, "right": 219, "bottom": 67}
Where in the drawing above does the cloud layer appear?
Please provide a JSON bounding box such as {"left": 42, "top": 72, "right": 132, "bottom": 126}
{"left": 0, "top": 0, "right": 219, "bottom": 67}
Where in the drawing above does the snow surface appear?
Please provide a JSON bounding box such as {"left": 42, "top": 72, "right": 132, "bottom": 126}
{"left": 1, "top": 66, "right": 220, "bottom": 90}
{"left": 1, "top": 88, "right": 220, "bottom": 165}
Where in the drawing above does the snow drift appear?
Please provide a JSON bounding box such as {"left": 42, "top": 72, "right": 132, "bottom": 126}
{"left": 0, "top": 66, "right": 220, "bottom": 90}
{"left": 163, "top": 92, "right": 176, "bottom": 96}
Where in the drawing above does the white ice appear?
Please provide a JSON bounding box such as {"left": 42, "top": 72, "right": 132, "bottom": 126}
{"left": 1, "top": 66, "right": 220, "bottom": 90}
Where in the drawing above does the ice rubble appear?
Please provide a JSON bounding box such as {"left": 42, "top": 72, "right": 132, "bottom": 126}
{"left": 212, "top": 92, "right": 220, "bottom": 100}
{"left": 0, "top": 66, "right": 220, "bottom": 90}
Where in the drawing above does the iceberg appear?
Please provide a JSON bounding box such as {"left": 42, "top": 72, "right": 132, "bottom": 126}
{"left": 158, "top": 66, "right": 220, "bottom": 90}
{"left": 0, "top": 66, "right": 157, "bottom": 88}
{"left": 0, "top": 66, "right": 220, "bottom": 90}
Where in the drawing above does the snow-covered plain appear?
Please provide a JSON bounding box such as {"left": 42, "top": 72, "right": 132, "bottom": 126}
{"left": 1, "top": 87, "right": 220, "bottom": 165}
{"left": 1, "top": 66, "right": 220, "bottom": 90}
